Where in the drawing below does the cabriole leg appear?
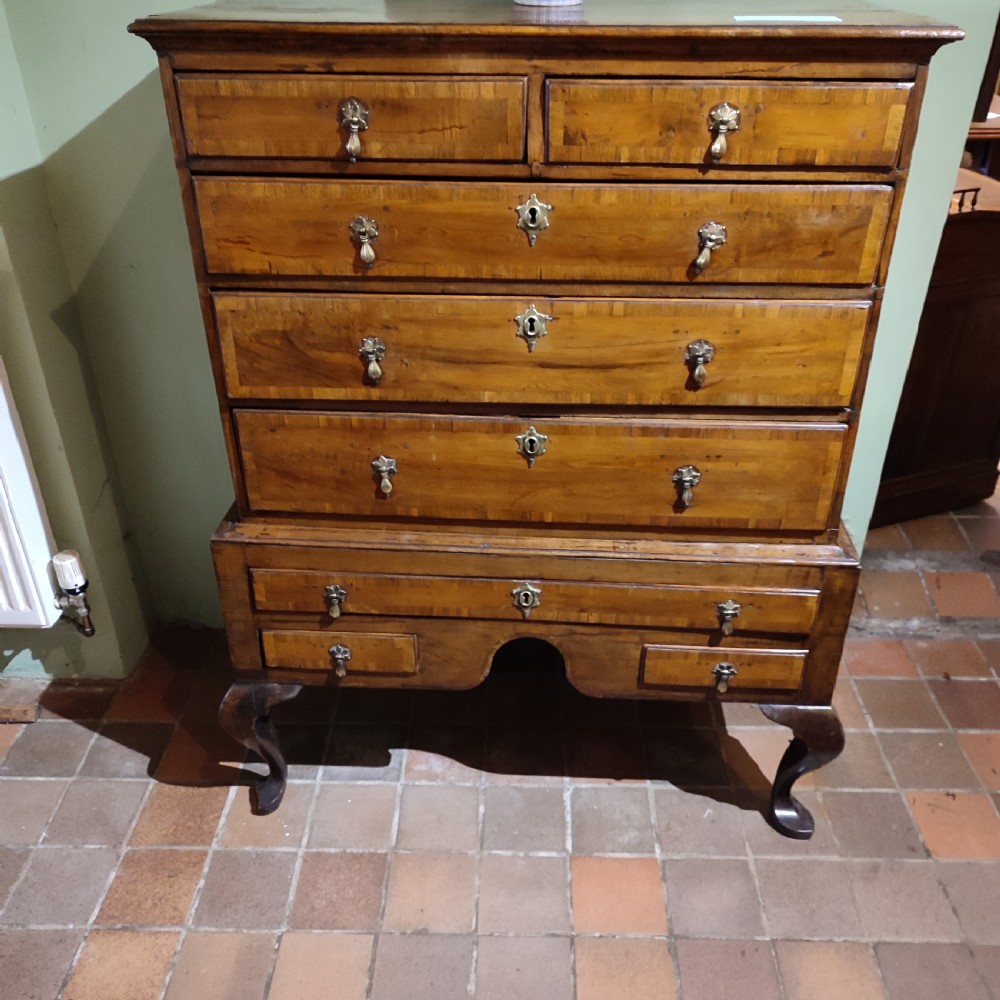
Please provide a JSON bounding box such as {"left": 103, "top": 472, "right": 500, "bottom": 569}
{"left": 759, "top": 704, "right": 845, "bottom": 840}
{"left": 219, "top": 681, "right": 303, "bottom": 814}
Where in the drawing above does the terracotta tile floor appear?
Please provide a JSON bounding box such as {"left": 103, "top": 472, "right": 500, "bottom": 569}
{"left": 2, "top": 496, "right": 1000, "bottom": 999}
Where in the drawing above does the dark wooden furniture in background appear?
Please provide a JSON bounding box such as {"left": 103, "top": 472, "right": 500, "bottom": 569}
{"left": 131, "top": 1, "right": 958, "bottom": 838}
{"left": 966, "top": 95, "right": 1000, "bottom": 177}
{"left": 872, "top": 168, "right": 1000, "bottom": 526}
{"left": 967, "top": 10, "right": 1000, "bottom": 175}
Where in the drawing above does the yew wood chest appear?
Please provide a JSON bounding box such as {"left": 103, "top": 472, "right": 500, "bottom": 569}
{"left": 131, "top": 1, "right": 959, "bottom": 837}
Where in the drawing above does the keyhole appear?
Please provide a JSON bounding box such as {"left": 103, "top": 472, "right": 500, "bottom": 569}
{"left": 526, "top": 318, "right": 536, "bottom": 333}
{"left": 517, "top": 590, "right": 534, "bottom": 608}
{"left": 524, "top": 436, "right": 538, "bottom": 455}
{"left": 528, "top": 207, "right": 538, "bottom": 225}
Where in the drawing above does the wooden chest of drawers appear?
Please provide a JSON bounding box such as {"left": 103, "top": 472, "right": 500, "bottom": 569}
{"left": 131, "top": 2, "right": 959, "bottom": 838}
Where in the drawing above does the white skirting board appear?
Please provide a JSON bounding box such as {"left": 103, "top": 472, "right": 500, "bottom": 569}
{"left": 0, "top": 357, "right": 62, "bottom": 628}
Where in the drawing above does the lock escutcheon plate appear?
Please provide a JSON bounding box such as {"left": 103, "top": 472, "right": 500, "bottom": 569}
{"left": 512, "top": 581, "right": 542, "bottom": 618}
{"left": 514, "top": 305, "right": 554, "bottom": 352}
{"left": 515, "top": 193, "right": 553, "bottom": 247}
{"left": 516, "top": 426, "right": 549, "bottom": 467}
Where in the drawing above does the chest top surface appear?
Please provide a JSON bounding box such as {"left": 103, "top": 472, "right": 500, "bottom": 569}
{"left": 132, "top": 0, "right": 948, "bottom": 27}
{"left": 130, "top": 0, "right": 960, "bottom": 49}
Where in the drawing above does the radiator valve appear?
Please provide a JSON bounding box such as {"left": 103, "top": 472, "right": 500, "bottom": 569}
{"left": 53, "top": 550, "right": 95, "bottom": 637}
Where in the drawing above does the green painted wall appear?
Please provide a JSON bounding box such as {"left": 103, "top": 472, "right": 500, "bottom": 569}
{"left": 4, "top": 0, "right": 233, "bottom": 636}
{"left": 842, "top": 0, "right": 1000, "bottom": 545}
{"left": 1, "top": 1, "right": 151, "bottom": 677}
{"left": 0, "top": 0, "right": 997, "bottom": 677}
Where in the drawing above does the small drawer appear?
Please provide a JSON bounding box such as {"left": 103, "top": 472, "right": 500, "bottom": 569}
{"left": 195, "top": 178, "right": 892, "bottom": 285}
{"left": 640, "top": 644, "right": 806, "bottom": 694}
{"left": 547, "top": 79, "right": 912, "bottom": 167}
{"left": 261, "top": 629, "right": 418, "bottom": 676}
{"left": 214, "top": 293, "right": 870, "bottom": 408}
{"left": 251, "top": 568, "right": 820, "bottom": 635}
{"left": 237, "top": 410, "right": 846, "bottom": 531}
{"left": 177, "top": 74, "right": 527, "bottom": 162}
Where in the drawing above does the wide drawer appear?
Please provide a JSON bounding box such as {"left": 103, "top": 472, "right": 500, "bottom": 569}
{"left": 236, "top": 411, "right": 846, "bottom": 531}
{"left": 251, "top": 567, "right": 819, "bottom": 635}
{"left": 195, "top": 179, "right": 892, "bottom": 285}
{"left": 640, "top": 644, "right": 806, "bottom": 693}
{"left": 261, "top": 628, "right": 418, "bottom": 675}
{"left": 548, "top": 79, "right": 911, "bottom": 167}
{"left": 177, "top": 74, "right": 527, "bottom": 161}
{"left": 215, "top": 293, "right": 870, "bottom": 408}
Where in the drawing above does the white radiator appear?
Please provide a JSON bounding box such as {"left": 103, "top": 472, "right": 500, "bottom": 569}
{"left": 0, "top": 357, "right": 63, "bottom": 628}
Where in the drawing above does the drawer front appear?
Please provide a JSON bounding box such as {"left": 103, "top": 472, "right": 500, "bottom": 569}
{"left": 261, "top": 628, "right": 418, "bottom": 675}
{"left": 236, "top": 411, "right": 846, "bottom": 530}
{"left": 251, "top": 567, "right": 819, "bottom": 634}
{"left": 215, "top": 293, "right": 869, "bottom": 408}
{"left": 548, "top": 80, "right": 912, "bottom": 167}
{"left": 640, "top": 644, "right": 806, "bottom": 693}
{"left": 196, "top": 179, "right": 892, "bottom": 285}
{"left": 177, "top": 74, "right": 527, "bottom": 161}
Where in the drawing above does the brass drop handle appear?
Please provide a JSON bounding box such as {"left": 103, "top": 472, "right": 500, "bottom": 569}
{"left": 371, "top": 454, "right": 397, "bottom": 495}
{"left": 514, "top": 305, "right": 554, "bottom": 353}
{"left": 338, "top": 97, "right": 370, "bottom": 162}
{"left": 707, "top": 102, "right": 741, "bottom": 162}
{"left": 359, "top": 336, "right": 387, "bottom": 384}
{"left": 516, "top": 426, "right": 549, "bottom": 468}
{"left": 350, "top": 215, "right": 379, "bottom": 268}
{"left": 329, "top": 643, "right": 352, "bottom": 678}
{"left": 717, "top": 599, "right": 742, "bottom": 636}
{"left": 325, "top": 584, "right": 348, "bottom": 619}
{"left": 693, "top": 221, "right": 727, "bottom": 273}
{"left": 515, "top": 193, "right": 553, "bottom": 247}
{"left": 672, "top": 464, "right": 702, "bottom": 509}
{"left": 713, "top": 662, "right": 738, "bottom": 695}
{"left": 685, "top": 339, "right": 716, "bottom": 388}
{"left": 512, "top": 581, "right": 542, "bottom": 619}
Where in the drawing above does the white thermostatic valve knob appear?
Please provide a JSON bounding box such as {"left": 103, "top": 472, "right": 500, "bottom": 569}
{"left": 53, "top": 550, "right": 87, "bottom": 591}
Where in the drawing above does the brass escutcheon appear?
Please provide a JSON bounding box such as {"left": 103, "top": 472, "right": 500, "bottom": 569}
{"left": 516, "top": 426, "right": 549, "bottom": 467}
{"left": 515, "top": 193, "right": 553, "bottom": 247}
{"left": 514, "top": 304, "right": 554, "bottom": 352}
{"left": 511, "top": 581, "right": 542, "bottom": 618}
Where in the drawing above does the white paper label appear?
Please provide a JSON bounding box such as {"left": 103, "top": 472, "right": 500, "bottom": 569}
{"left": 733, "top": 15, "right": 843, "bottom": 22}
